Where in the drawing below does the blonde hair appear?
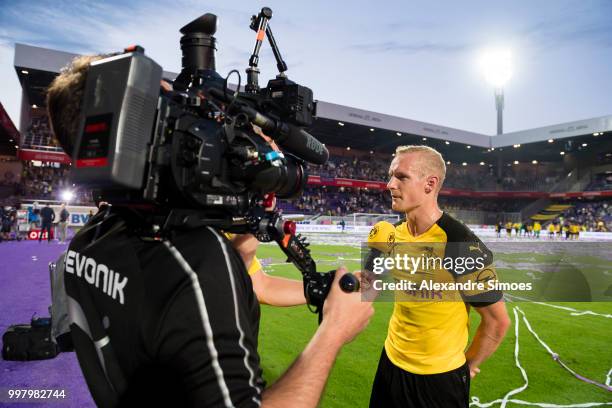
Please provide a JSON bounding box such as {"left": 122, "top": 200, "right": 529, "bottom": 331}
{"left": 395, "top": 145, "right": 446, "bottom": 189}
{"left": 46, "top": 55, "right": 106, "bottom": 156}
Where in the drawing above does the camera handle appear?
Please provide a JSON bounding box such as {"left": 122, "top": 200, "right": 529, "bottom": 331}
{"left": 257, "top": 212, "right": 360, "bottom": 323}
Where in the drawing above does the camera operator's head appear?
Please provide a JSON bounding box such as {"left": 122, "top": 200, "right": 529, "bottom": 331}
{"left": 46, "top": 55, "right": 105, "bottom": 156}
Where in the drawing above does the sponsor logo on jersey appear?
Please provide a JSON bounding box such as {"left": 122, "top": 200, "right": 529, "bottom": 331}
{"left": 65, "top": 250, "right": 128, "bottom": 305}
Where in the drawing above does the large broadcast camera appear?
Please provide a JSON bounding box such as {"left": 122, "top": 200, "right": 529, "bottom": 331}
{"left": 71, "top": 8, "right": 358, "bottom": 321}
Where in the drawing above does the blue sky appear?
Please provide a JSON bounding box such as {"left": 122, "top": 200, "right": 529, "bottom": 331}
{"left": 1, "top": 0, "right": 611, "bottom": 135}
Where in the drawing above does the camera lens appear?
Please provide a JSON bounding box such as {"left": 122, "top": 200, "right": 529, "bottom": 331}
{"left": 276, "top": 156, "right": 307, "bottom": 199}
{"left": 250, "top": 155, "right": 307, "bottom": 199}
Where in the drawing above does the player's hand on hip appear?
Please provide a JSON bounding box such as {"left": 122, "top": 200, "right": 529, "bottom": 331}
{"left": 468, "top": 363, "right": 480, "bottom": 379}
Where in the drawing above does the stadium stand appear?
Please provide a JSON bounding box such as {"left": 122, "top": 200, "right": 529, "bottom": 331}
{"left": 554, "top": 199, "right": 611, "bottom": 231}
{"left": 5, "top": 43, "right": 612, "bottom": 237}
{"left": 585, "top": 171, "right": 612, "bottom": 191}
{"left": 307, "top": 148, "right": 565, "bottom": 192}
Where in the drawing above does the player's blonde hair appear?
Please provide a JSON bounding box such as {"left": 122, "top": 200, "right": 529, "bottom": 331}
{"left": 395, "top": 145, "right": 446, "bottom": 189}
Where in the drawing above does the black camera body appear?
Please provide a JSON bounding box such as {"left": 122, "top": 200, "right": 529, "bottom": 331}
{"left": 71, "top": 49, "right": 309, "bottom": 220}
{"left": 70, "top": 10, "right": 352, "bottom": 320}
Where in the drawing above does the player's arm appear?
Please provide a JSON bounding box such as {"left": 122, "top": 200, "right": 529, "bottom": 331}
{"left": 250, "top": 267, "right": 306, "bottom": 306}
{"left": 465, "top": 301, "right": 510, "bottom": 379}
{"left": 448, "top": 237, "right": 510, "bottom": 379}
{"left": 229, "top": 233, "right": 306, "bottom": 306}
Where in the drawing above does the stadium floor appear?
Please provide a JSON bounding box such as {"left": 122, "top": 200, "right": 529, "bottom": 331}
{"left": 1, "top": 236, "right": 610, "bottom": 407}
{"left": 0, "top": 240, "right": 94, "bottom": 407}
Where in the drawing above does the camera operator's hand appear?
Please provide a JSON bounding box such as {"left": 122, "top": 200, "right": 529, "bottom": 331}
{"left": 262, "top": 266, "right": 373, "bottom": 407}
{"left": 319, "top": 267, "right": 375, "bottom": 346}
{"left": 352, "top": 270, "right": 378, "bottom": 302}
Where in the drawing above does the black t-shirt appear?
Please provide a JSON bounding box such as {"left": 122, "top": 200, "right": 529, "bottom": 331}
{"left": 41, "top": 206, "right": 55, "bottom": 224}
{"left": 64, "top": 208, "right": 264, "bottom": 407}
{"left": 59, "top": 209, "right": 70, "bottom": 222}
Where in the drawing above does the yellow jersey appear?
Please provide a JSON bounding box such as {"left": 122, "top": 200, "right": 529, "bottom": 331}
{"left": 382, "top": 213, "right": 502, "bottom": 375}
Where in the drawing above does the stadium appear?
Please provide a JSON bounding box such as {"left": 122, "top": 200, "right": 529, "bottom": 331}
{"left": 1, "top": 32, "right": 611, "bottom": 408}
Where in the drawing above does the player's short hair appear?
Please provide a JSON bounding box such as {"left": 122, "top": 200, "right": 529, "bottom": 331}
{"left": 46, "top": 55, "right": 105, "bottom": 157}
{"left": 395, "top": 145, "right": 446, "bottom": 189}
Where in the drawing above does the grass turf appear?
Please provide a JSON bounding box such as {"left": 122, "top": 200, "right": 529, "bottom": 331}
{"left": 254, "top": 243, "right": 612, "bottom": 407}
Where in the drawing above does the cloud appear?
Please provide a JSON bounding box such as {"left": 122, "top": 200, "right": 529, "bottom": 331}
{"left": 519, "top": 4, "right": 612, "bottom": 51}
{"left": 349, "top": 40, "right": 471, "bottom": 55}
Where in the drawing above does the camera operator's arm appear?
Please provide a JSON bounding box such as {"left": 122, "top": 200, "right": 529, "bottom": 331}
{"left": 261, "top": 267, "right": 374, "bottom": 408}
{"left": 229, "top": 233, "right": 306, "bottom": 306}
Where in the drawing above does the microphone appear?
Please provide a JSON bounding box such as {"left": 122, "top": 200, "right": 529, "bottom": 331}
{"left": 365, "top": 221, "right": 396, "bottom": 272}
{"left": 206, "top": 88, "right": 329, "bottom": 165}
{"left": 271, "top": 123, "right": 329, "bottom": 165}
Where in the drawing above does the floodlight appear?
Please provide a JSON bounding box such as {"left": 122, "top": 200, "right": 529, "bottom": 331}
{"left": 481, "top": 49, "right": 512, "bottom": 88}
{"left": 61, "top": 190, "right": 75, "bottom": 202}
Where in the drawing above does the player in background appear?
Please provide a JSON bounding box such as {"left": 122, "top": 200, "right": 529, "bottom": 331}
{"left": 533, "top": 221, "right": 541, "bottom": 239}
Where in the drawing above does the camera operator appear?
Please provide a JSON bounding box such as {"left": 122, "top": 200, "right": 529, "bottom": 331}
{"left": 48, "top": 55, "right": 373, "bottom": 407}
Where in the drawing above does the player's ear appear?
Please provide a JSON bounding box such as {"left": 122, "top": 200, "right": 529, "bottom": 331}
{"left": 425, "top": 175, "right": 438, "bottom": 194}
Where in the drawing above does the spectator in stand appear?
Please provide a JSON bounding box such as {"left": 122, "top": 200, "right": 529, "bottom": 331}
{"left": 552, "top": 200, "right": 612, "bottom": 232}
{"left": 307, "top": 150, "right": 563, "bottom": 192}
{"left": 58, "top": 203, "right": 70, "bottom": 244}
{"left": 39, "top": 203, "right": 55, "bottom": 243}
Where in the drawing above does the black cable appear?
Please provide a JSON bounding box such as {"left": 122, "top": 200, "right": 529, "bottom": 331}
{"left": 223, "top": 69, "right": 241, "bottom": 103}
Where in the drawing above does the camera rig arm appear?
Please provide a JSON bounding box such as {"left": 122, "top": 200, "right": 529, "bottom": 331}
{"left": 238, "top": 208, "right": 359, "bottom": 323}
{"left": 160, "top": 206, "right": 357, "bottom": 324}
{"left": 246, "top": 7, "right": 289, "bottom": 93}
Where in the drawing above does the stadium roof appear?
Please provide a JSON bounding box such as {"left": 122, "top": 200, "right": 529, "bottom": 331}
{"left": 13, "top": 43, "right": 612, "bottom": 165}
{"left": 0, "top": 102, "right": 19, "bottom": 157}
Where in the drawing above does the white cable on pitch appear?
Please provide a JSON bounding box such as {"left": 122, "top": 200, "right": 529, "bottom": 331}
{"left": 516, "top": 307, "right": 612, "bottom": 393}
{"left": 500, "top": 307, "right": 530, "bottom": 408}
{"left": 471, "top": 398, "right": 612, "bottom": 407}
{"left": 504, "top": 294, "right": 612, "bottom": 319}
{"left": 470, "top": 306, "right": 612, "bottom": 408}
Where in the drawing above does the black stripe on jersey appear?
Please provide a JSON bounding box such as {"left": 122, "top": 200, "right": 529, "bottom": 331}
{"left": 437, "top": 212, "right": 503, "bottom": 307}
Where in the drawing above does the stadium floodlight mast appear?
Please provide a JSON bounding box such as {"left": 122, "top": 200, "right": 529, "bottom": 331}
{"left": 481, "top": 49, "right": 512, "bottom": 135}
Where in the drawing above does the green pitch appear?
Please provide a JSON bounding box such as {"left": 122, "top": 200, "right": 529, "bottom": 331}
{"left": 255, "top": 243, "right": 612, "bottom": 407}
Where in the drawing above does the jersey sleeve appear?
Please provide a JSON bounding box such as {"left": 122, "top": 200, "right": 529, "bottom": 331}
{"left": 247, "top": 256, "right": 262, "bottom": 276}
{"left": 445, "top": 237, "right": 503, "bottom": 307}
{"left": 154, "top": 228, "right": 264, "bottom": 407}
{"left": 436, "top": 214, "right": 503, "bottom": 307}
